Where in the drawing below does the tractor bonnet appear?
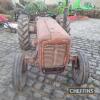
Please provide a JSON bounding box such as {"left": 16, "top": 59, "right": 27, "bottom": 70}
{"left": 35, "top": 17, "right": 71, "bottom": 73}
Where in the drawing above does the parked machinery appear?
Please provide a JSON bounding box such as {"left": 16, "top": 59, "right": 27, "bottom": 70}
{"left": 12, "top": 16, "right": 89, "bottom": 91}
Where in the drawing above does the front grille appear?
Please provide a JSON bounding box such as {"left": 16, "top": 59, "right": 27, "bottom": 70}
{"left": 43, "top": 44, "right": 66, "bottom": 68}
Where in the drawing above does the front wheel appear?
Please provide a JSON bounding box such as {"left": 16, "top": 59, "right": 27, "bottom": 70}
{"left": 72, "top": 51, "right": 89, "bottom": 85}
{"left": 12, "top": 53, "right": 28, "bottom": 91}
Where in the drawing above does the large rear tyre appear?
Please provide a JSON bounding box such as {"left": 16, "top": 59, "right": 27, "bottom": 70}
{"left": 17, "top": 14, "right": 30, "bottom": 50}
{"left": 12, "top": 53, "right": 28, "bottom": 91}
{"left": 72, "top": 51, "right": 89, "bottom": 85}
{"left": 56, "top": 15, "right": 70, "bottom": 35}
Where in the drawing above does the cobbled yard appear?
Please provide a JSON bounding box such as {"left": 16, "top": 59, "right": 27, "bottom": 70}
{"left": 0, "top": 18, "right": 100, "bottom": 100}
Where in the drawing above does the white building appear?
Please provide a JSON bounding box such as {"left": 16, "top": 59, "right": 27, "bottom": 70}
{"left": 11, "top": 0, "right": 100, "bottom": 8}
{"left": 95, "top": 0, "right": 100, "bottom": 8}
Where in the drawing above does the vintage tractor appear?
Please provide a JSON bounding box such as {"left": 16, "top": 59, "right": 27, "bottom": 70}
{"left": 12, "top": 15, "right": 89, "bottom": 91}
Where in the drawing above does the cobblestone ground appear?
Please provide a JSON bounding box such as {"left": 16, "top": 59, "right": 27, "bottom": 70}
{"left": 0, "top": 18, "right": 100, "bottom": 100}
{"left": 70, "top": 18, "right": 100, "bottom": 40}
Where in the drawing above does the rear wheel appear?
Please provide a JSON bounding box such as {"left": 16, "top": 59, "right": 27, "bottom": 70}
{"left": 64, "top": 20, "right": 70, "bottom": 34}
{"left": 17, "top": 14, "right": 30, "bottom": 50}
{"left": 72, "top": 51, "right": 89, "bottom": 85}
{"left": 56, "top": 15, "right": 70, "bottom": 35}
{"left": 12, "top": 53, "right": 28, "bottom": 91}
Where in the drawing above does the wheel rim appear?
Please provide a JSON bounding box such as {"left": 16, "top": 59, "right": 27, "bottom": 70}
{"left": 72, "top": 51, "right": 89, "bottom": 85}
{"left": 72, "top": 54, "right": 84, "bottom": 85}
{"left": 20, "top": 59, "right": 28, "bottom": 88}
{"left": 72, "top": 56, "right": 81, "bottom": 81}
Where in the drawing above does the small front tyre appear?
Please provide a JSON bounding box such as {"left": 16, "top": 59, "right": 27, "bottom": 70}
{"left": 12, "top": 53, "right": 28, "bottom": 91}
{"left": 72, "top": 51, "right": 89, "bottom": 85}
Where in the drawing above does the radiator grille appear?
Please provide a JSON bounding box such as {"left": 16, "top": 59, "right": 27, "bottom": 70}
{"left": 43, "top": 44, "right": 66, "bottom": 68}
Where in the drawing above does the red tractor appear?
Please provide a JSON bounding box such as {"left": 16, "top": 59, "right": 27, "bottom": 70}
{"left": 12, "top": 14, "right": 89, "bottom": 91}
